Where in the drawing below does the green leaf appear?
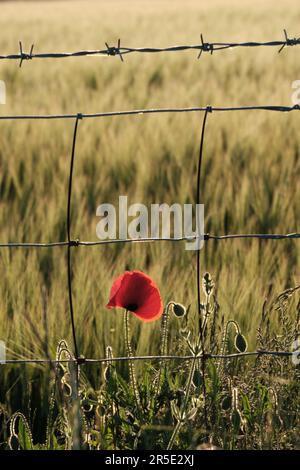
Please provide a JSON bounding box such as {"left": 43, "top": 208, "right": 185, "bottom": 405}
{"left": 18, "top": 419, "right": 33, "bottom": 450}
{"left": 231, "top": 408, "right": 242, "bottom": 432}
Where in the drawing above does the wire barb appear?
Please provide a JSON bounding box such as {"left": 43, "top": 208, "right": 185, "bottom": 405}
{"left": 278, "top": 29, "right": 300, "bottom": 53}
{"left": 198, "top": 34, "right": 214, "bottom": 59}
{"left": 69, "top": 239, "right": 80, "bottom": 247}
{"left": 105, "top": 38, "right": 124, "bottom": 62}
{"left": 19, "top": 41, "right": 34, "bottom": 67}
{"left": 1, "top": 30, "right": 300, "bottom": 66}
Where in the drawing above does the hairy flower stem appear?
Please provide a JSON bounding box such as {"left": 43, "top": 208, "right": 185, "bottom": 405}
{"left": 154, "top": 302, "right": 173, "bottom": 402}
{"left": 124, "top": 310, "right": 140, "bottom": 409}
{"left": 218, "top": 320, "right": 240, "bottom": 374}
{"left": 69, "top": 360, "right": 82, "bottom": 450}
{"left": 167, "top": 354, "right": 197, "bottom": 450}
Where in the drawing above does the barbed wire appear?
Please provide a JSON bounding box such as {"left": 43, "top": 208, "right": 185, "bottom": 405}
{"left": 0, "top": 30, "right": 299, "bottom": 66}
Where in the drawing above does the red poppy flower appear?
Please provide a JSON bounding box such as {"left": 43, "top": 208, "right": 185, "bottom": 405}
{"left": 106, "top": 270, "right": 163, "bottom": 322}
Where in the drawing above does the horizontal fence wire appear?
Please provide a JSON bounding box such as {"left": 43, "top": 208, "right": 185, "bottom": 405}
{"left": 1, "top": 104, "right": 300, "bottom": 121}
{"left": 0, "top": 234, "right": 300, "bottom": 248}
{"left": 1, "top": 351, "right": 296, "bottom": 365}
{"left": 0, "top": 30, "right": 299, "bottom": 66}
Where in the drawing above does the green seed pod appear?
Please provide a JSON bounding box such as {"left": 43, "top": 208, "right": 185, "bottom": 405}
{"left": 221, "top": 395, "right": 232, "bottom": 411}
{"left": 235, "top": 333, "right": 248, "bottom": 353}
{"left": 192, "top": 369, "right": 203, "bottom": 387}
{"left": 172, "top": 303, "right": 186, "bottom": 317}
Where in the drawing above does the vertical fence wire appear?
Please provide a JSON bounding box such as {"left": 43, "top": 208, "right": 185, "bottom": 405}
{"left": 66, "top": 114, "right": 82, "bottom": 361}
{"left": 196, "top": 107, "right": 211, "bottom": 429}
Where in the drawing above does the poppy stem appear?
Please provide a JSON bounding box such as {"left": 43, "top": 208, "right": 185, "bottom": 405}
{"left": 217, "top": 320, "right": 241, "bottom": 374}
{"left": 167, "top": 352, "right": 198, "bottom": 450}
{"left": 123, "top": 310, "right": 140, "bottom": 409}
{"left": 154, "top": 302, "right": 173, "bottom": 402}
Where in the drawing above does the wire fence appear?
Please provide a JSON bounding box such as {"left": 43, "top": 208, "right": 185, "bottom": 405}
{"left": 1, "top": 104, "right": 299, "bottom": 366}
{"left": 0, "top": 44, "right": 299, "bottom": 369}
{"left": 0, "top": 30, "right": 300, "bottom": 66}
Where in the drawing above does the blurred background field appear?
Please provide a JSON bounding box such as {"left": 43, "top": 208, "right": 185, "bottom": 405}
{"left": 0, "top": 0, "right": 299, "bottom": 443}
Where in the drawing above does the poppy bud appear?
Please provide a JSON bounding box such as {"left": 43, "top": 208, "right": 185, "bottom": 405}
{"left": 234, "top": 333, "right": 248, "bottom": 353}
{"left": 221, "top": 395, "right": 232, "bottom": 411}
{"left": 192, "top": 369, "right": 203, "bottom": 387}
{"left": 81, "top": 398, "right": 93, "bottom": 413}
{"left": 172, "top": 303, "right": 186, "bottom": 317}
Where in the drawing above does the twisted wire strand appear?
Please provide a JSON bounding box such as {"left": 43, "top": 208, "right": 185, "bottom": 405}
{"left": 0, "top": 104, "right": 300, "bottom": 121}
{"left": 1, "top": 350, "right": 295, "bottom": 365}
{"left": 0, "top": 233, "right": 299, "bottom": 249}
{"left": 1, "top": 30, "right": 299, "bottom": 65}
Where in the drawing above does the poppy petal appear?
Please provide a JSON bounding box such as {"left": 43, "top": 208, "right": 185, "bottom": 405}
{"left": 106, "top": 270, "right": 163, "bottom": 322}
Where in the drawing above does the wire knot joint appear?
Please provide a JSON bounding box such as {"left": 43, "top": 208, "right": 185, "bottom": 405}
{"left": 77, "top": 356, "right": 86, "bottom": 365}
{"left": 198, "top": 34, "right": 214, "bottom": 59}
{"left": 105, "top": 39, "right": 124, "bottom": 62}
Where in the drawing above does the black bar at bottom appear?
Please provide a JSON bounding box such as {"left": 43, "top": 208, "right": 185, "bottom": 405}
{"left": 0, "top": 449, "right": 297, "bottom": 466}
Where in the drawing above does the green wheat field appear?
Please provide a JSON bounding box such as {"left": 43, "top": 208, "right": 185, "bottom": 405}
{"left": 0, "top": 0, "right": 299, "bottom": 450}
